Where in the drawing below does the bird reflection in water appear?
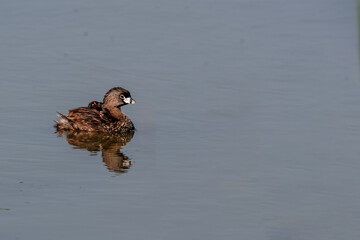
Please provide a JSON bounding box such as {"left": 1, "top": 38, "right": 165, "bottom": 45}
{"left": 57, "top": 130, "right": 135, "bottom": 173}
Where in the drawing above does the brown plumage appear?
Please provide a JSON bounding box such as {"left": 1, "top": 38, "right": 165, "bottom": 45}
{"left": 55, "top": 87, "right": 136, "bottom": 133}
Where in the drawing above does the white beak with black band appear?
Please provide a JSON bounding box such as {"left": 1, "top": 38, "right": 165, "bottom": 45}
{"left": 124, "top": 97, "right": 136, "bottom": 104}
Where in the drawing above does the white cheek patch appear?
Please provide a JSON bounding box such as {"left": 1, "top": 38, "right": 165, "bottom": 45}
{"left": 123, "top": 97, "right": 132, "bottom": 104}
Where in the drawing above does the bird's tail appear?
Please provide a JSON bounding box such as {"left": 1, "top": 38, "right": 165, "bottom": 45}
{"left": 55, "top": 112, "right": 73, "bottom": 130}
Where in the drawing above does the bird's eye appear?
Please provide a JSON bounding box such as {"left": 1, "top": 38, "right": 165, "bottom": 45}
{"left": 120, "top": 95, "right": 125, "bottom": 100}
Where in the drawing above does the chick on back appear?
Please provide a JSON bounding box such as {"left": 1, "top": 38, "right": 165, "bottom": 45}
{"left": 55, "top": 87, "right": 136, "bottom": 133}
{"left": 88, "top": 101, "right": 103, "bottom": 111}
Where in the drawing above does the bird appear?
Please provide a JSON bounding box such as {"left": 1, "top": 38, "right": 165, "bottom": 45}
{"left": 87, "top": 101, "right": 103, "bottom": 111}
{"left": 55, "top": 87, "right": 136, "bottom": 133}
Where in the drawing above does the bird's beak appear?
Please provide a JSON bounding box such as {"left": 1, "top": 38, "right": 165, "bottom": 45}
{"left": 124, "top": 97, "right": 136, "bottom": 104}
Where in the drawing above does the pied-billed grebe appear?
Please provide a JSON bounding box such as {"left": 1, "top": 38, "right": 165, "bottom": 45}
{"left": 55, "top": 87, "right": 136, "bottom": 133}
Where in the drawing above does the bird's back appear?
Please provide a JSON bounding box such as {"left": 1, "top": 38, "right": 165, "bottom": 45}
{"left": 56, "top": 107, "right": 106, "bottom": 132}
{"left": 56, "top": 107, "right": 134, "bottom": 133}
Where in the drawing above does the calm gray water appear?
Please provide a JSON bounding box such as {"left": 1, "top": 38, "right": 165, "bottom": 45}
{"left": 0, "top": 0, "right": 359, "bottom": 239}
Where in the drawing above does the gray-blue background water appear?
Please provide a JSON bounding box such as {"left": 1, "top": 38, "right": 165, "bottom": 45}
{"left": 0, "top": 0, "right": 359, "bottom": 239}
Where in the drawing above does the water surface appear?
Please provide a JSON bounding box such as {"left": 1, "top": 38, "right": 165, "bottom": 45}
{"left": 0, "top": 0, "right": 359, "bottom": 239}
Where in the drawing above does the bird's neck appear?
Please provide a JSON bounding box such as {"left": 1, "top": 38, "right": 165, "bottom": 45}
{"left": 103, "top": 105, "right": 124, "bottom": 120}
